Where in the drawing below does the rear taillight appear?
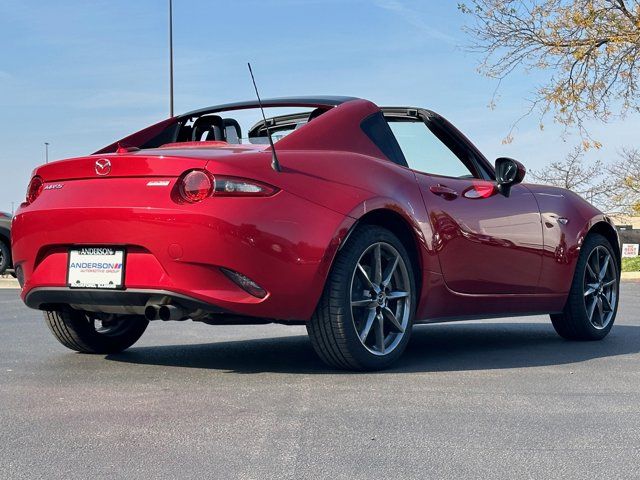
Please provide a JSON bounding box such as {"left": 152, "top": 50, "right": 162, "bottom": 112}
{"left": 213, "top": 177, "right": 277, "bottom": 197}
{"left": 26, "top": 176, "right": 44, "bottom": 205}
{"left": 178, "top": 170, "right": 277, "bottom": 203}
{"left": 179, "top": 170, "right": 213, "bottom": 203}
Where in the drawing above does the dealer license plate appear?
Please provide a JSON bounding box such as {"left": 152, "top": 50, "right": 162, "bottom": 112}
{"left": 67, "top": 247, "right": 125, "bottom": 289}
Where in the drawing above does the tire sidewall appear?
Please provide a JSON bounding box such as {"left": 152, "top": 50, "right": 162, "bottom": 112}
{"left": 61, "top": 310, "right": 148, "bottom": 353}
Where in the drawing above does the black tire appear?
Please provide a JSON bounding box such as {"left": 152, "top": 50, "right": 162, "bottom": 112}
{"left": 0, "top": 240, "right": 10, "bottom": 275}
{"left": 44, "top": 310, "right": 149, "bottom": 353}
{"left": 550, "top": 233, "right": 620, "bottom": 340}
{"left": 307, "top": 225, "right": 416, "bottom": 370}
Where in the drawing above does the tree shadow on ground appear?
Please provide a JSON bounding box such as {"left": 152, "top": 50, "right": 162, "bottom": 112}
{"left": 105, "top": 321, "right": 640, "bottom": 374}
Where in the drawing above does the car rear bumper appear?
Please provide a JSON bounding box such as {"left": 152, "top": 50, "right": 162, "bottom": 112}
{"left": 12, "top": 190, "right": 353, "bottom": 320}
{"left": 24, "top": 287, "right": 226, "bottom": 315}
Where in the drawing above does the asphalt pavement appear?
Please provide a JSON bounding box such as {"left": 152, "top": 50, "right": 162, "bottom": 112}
{"left": 1, "top": 283, "right": 639, "bottom": 479}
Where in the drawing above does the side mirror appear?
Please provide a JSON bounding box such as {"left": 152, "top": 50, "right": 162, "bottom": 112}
{"left": 495, "top": 157, "right": 526, "bottom": 197}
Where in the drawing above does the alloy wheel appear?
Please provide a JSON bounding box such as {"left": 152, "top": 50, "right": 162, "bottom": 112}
{"left": 350, "top": 242, "right": 411, "bottom": 356}
{"left": 583, "top": 245, "right": 618, "bottom": 330}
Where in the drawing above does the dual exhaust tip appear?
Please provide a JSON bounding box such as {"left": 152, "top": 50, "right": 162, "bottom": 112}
{"left": 144, "top": 304, "right": 186, "bottom": 321}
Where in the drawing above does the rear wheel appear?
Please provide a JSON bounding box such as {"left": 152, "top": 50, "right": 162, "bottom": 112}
{"left": 307, "top": 225, "right": 416, "bottom": 370}
{"left": 44, "top": 310, "right": 148, "bottom": 353}
{"left": 550, "top": 234, "right": 620, "bottom": 340}
{"left": 0, "top": 240, "right": 10, "bottom": 275}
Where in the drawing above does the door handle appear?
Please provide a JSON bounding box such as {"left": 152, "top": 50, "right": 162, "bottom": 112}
{"left": 429, "top": 184, "right": 458, "bottom": 199}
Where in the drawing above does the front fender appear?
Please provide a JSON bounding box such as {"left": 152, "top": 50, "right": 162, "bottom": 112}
{"left": 577, "top": 214, "right": 621, "bottom": 266}
{"left": 531, "top": 184, "right": 615, "bottom": 293}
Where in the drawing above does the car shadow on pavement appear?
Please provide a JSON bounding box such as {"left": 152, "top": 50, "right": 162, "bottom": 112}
{"left": 106, "top": 322, "right": 640, "bottom": 374}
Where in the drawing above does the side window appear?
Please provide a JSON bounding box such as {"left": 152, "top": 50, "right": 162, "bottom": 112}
{"left": 386, "top": 119, "right": 476, "bottom": 178}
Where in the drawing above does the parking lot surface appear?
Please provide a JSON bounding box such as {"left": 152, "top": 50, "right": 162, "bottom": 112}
{"left": 1, "top": 283, "right": 639, "bottom": 479}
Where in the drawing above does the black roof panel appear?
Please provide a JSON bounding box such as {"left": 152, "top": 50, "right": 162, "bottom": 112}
{"left": 181, "top": 96, "right": 360, "bottom": 117}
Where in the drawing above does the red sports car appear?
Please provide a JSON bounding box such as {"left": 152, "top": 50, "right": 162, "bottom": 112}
{"left": 11, "top": 96, "right": 621, "bottom": 370}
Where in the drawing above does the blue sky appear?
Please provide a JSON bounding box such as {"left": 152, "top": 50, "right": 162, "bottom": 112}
{"left": 0, "top": 0, "right": 637, "bottom": 213}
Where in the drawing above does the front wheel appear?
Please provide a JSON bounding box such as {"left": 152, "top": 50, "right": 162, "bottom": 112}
{"left": 307, "top": 225, "right": 416, "bottom": 370}
{"left": 44, "top": 310, "right": 148, "bottom": 353}
{"left": 550, "top": 233, "right": 620, "bottom": 340}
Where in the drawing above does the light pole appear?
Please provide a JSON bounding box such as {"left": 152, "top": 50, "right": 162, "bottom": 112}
{"left": 44, "top": 142, "right": 50, "bottom": 164}
{"left": 169, "top": 0, "right": 174, "bottom": 117}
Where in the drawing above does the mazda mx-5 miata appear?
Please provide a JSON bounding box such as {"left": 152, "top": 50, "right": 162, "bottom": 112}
{"left": 11, "top": 96, "right": 621, "bottom": 370}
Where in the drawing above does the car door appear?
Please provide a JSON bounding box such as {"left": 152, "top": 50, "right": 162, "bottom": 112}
{"left": 385, "top": 112, "right": 544, "bottom": 295}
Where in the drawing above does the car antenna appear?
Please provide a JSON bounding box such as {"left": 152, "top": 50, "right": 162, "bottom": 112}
{"left": 247, "top": 62, "right": 281, "bottom": 172}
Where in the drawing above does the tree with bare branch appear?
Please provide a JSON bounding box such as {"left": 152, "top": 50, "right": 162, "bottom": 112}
{"left": 529, "top": 147, "right": 610, "bottom": 205}
{"left": 459, "top": 0, "right": 640, "bottom": 144}
{"left": 608, "top": 147, "right": 640, "bottom": 214}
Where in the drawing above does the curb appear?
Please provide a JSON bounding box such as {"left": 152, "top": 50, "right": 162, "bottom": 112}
{"left": 0, "top": 278, "right": 20, "bottom": 289}
{"left": 621, "top": 271, "right": 640, "bottom": 281}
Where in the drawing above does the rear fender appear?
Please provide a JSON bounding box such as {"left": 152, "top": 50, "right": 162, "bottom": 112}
{"left": 319, "top": 197, "right": 440, "bottom": 321}
{"left": 342, "top": 197, "right": 435, "bottom": 273}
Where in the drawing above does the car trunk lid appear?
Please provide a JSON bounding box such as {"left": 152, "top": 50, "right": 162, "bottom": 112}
{"left": 34, "top": 144, "right": 267, "bottom": 182}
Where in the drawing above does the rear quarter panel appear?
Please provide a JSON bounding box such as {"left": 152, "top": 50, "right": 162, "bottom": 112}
{"left": 261, "top": 150, "right": 441, "bottom": 321}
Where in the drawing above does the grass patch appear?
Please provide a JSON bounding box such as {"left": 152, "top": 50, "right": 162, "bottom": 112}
{"left": 622, "top": 257, "right": 640, "bottom": 272}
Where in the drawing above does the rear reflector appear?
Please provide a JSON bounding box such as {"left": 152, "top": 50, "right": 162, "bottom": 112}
{"left": 220, "top": 268, "right": 267, "bottom": 298}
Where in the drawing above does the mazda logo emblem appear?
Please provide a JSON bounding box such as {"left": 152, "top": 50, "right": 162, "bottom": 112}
{"left": 95, "top": 159, "right": 111, "bottom": 176}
